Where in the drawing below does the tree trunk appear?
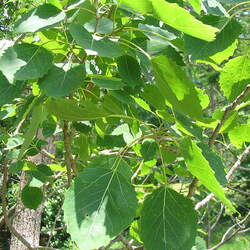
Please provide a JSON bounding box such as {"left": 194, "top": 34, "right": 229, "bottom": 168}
{"left": 10, "top": 135, "right": 56, "bottom": 250}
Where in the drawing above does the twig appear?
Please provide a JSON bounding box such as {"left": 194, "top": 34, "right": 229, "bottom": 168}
{"left": 195, "top": 145, "right": 250, "bottom": 210}
{"left": 238, "top": 166, "right": 250, "bottom": 171}
{"left": 187, "top": 178, "right": 198, "bottom": 198}
{"left": 131, "top": 160, "right": 144, "bottom": 183}
{"left": 63, "top": 120, "right": 77, "bottom": 185}
{"left": 208, "top": 211, "right": 250, "bottom": 250}
{"left": 209, "top": 84, "right": 250, "bottom": 146}
{"left": 227, "top": 186, "right": 250, "bottom": 196}
{"left": 211, "top": 204, "right": 225, "bottom": 231}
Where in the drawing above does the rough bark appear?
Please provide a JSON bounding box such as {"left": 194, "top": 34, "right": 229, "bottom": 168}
{"left": 10, "top": 135, "right": 56, "bottom": 250}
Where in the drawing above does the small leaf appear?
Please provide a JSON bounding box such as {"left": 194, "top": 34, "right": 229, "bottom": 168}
{"left": 39, "top": 64, "right": 86, "bottom": 97}
{"left": 0, "top": 43, "right": 53, "bottom": 83}
{"left": 69, "top": 24, "right": 124, "bottom": 57}
{"left": 140, "top": 187, "right": 198, "bottom": 250}
{"left": 180, "top": 138, "right": 235, "bottom": 211}
{"left": 117, "top": 55, "right": 143, "bottom": 88}
{"left": 14, "top": 4, "right": 66, "bottom": 33}
{"left": 63, "top": 168, "right": 138, "bottom": 250}
{"left": 21, "top": 186, "right": 43, "bottom": 209}
{"left": 219, "top": 55, "right": 250, "bottom": 101}
{"left": 140, "top": 139, "right": 158, "bottom": 161}
{"left": 228, "top": 124, "right": 250, "bottom": 148}
{"left": 188, "top": 0, "right": 202, "bottom": 14}
{"left": 0, "top": 72, "right": 25, "bottom": 107}
{"left": 119, "top": 0, "right": 152, "bottom": 13}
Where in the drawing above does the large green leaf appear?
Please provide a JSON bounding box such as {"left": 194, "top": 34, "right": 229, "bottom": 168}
{"left": 152, "top": 56, "right": 203, "bottom": 120}
{"left": 151, "top": 0, "right": 219, "bottom": 41}
{"left": 14, "top": 4, "right": 66, "bottom": 33}
{"left": 0, "top": 72, "right": 25, "bottom": 107}
{"left": 117, "top": 55, "right": 143, "bottom": 88}
{"left": 69, "top": 24, "right": 124, "bottom": 58}
{"left": 180, "top": 138, "right": 235, "bottom": 211}
{"left": 0, "top": 43, "right": 53, "bottom": 83}
{"left": 188, "top": 0, "right": 202, "bottom": 14}
{"left": 39, "top": 64, "right": 86, "bottom": 97}
{"left": 228, "top": 124, "right": 250, "bottom": 148}
{"left": 45, "top": 98, "right": 110, "bottom": 121}
{"left": 184, "top": 16, "right": 242, "bottom": 60}
{"left": 140, "top": 187, "right": 197, "bottom": 250}
{"left": 219, "top": 55, "right": 250, "bottom": 101}
{"left": 63, "top": 168, "right": 138, "bottom": 250}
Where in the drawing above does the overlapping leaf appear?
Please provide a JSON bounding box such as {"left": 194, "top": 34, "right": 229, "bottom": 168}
{"left": 0, "top": 43, "right": 53, "bottom": 83}
{"left": 152, "top": 56, "right": 203, "bottom": 120}
{"left": 180, "top": 138, "right": 235, "bottom": 211}
{"left": 219, "top": 55, "right": 250, "bottom": 101}
{"left": 63, "top": 168, "right": 138, "bottom": 250}
{"left": 140, "top": 187, "right": 197, "bottom": 250}
{"left": 69, "top": 24, "right": 124, "bottom": 57}
{"left": 39, "top": 64, "right": 86, "bottom": 97}
{"left": 14, "top": 4, "right": 66, "bottom": 33}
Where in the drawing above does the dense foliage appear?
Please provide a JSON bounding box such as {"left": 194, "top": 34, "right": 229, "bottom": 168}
{"left": 0, "top": 0, "right": 250, "bottom": 249}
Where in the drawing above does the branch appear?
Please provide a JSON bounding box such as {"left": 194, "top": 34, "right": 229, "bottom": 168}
{"left": 195, "top": 145, "right": 250, "bottom": 210}
{"left": 63, "top": 120, "right": 77, "bottom": 185}
{"left": 208, "top": 211, "right": 250, "bottom": 250}
{"left": 0, "top": 159, "right": 33, "bottom": 249}
{"left": 209, "top": 84, "right": 250, "bottom": 146}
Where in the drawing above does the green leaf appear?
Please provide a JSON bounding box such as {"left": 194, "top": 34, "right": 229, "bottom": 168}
{"left": 0, "top": 43, "right": 53, "bottom": 83}
{"left": 180, "top": 138, "right": 235, "bottom": 211}
{"left": 140, "top": 84, "right": 166, "bottom": 110}
{"left": 21, "top": 186, "right": 43, "bottom": 210}
{"left": 117, "top": 55, "right": 143, "bottom": 88}
{"left": 219, "top": 56, "right": 250, "bottom": 101}
{"left": 69, "top": 24, "right": 124, "bottom": 58}
{"left": 74, "top": 134, "right": 89, "bottom": 160}
{"left": 91, "top": 75, "right": 125, "bottom": 90}
{"left": 63, "top": 168, "right": 138, "bottom": 250}
{"left": 228, "top": 124, "right": 250, "bottom": 148}
{"left": 119, "top": 0, "right": 152, "bottom": 13}
{"left": 152, "top": 56, "right": 203, "bottom": 120}
{"left": 6, "top": 135, "right": 24, "bottom": 150}
{"left": 188, "top": 0, "right": 202, "bottom": 14}
{"left": 84, "top": 18, "right": 114, "bottom": 34}
{"left": 0, "top": 72, "right": 25, "bottom": 107}
{"left": 184, "top": 17, "right": 242, "bottom": 60}
{"left": 45, "top": 98, "right": 110, "bottom": 121}
{"left": 18, "top": 104, "right": 47, "bottom": 160}
{"left": 87, "top": 155, "right": 132, "bottom": 181}
{"left": 174, "top": 111, "right": 203, "bottom": 140}
{"left": 151, "top": 0, "right": 219, "bottom": 41}
{"left": 140, "top": 139, "right": 158, "bottom": 161}
{"left": 140, "top": 187, "right": 197, "bottom": 250}
{"left": 197, "top": 142, "right": 227, "bottom": 185}
{"left": 14, "top": 4, "right": 66, "bottom": 33}
{"left": 39, "top": 64, "right": 86, "bottom": 97}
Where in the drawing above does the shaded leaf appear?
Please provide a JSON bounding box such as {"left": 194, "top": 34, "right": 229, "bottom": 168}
{"left": 140, "top": 187, "right": 197, "bottom": 250}
{"left": 0, "top": 43, "right": 53, "bottom": 83}
{"left": 92, "top": 75, "right": 125, "bottom": 90}
{"left": 39, "top": 64, "right": 86, "bottom": 97}
{"left": 69, "top": 24, "right": 124, "bottom": 57}
{"left": 63, "top": 168, "right": 138, "bottom": 250}
{"left": 21, "top": 186, "right": 43, "bottom": 210}
{"left": 14, "top": 4, "right": 66, "bottom": 33}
